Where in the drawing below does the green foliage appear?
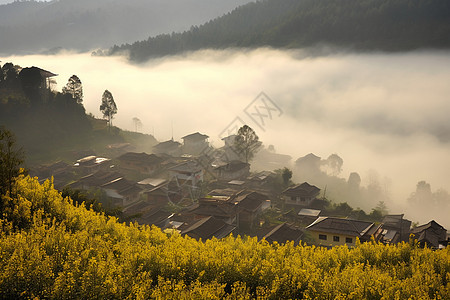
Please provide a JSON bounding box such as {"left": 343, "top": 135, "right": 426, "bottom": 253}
{"left": 62, "top": 75, "right": 83, "bottom": 105}
{"left": 109, "top": 0, "right": 450, "bottom": 62}
{"left": 0, "top": 128, "right": 25, "bottom": 200}
{"left": 100, "top": 89, "right": 118, "bottom": 128}
{"left": 235, "top": 125, "right": 262, "bottom": 163}
{"left": 0, "top": 176, "right": 449, "bottom": 298}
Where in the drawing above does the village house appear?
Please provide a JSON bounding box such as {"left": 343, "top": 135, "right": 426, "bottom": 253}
{"left": 100, "top": 177, "right": 143, "bottom": 207}
{"left": 213, "top": 160, "right": 250, "bottom": 181}
{"left": 410, "top": 220, "right": 448, "bottom": 249}
{"left": 253, "top": 148, "right": 292, "bottom": 171}
{"left": 189, "top": 197, "right": 238, "bottom": 225}
{"left": 31, "top": 161, "right": 74, "bottom": 189}
{"left": 116, "top": 152, "right": 164, "bottom": 175}
{"left": 137, "top": 178, "right": 167, "bottom": 189}
{"left": 70, "top": 170, "right": 123, "bottom": 191}
{"left": 106, "top": 143, "right": 135, "bottom": 156}
{"left": 168, "top": 160, "right": 204, "bottom": 186}
{"left": 246, "top": 171, "right": 277, "bottom": 189}
{"left": 181, "top": 132, "right": 209, "bottom": 156}
{"left": 123, "top": 202, "right": 173, "bottom": 228}
{"left": 259, "top": 223, "right": 304, "bottom": 246}
{"left": 281, "top": 182, "right": 321, "bottom": 208}
{"left": 73, "top": 155, "right": 112, "bottom": 175}
{"left": 297, "top": 208, "right": 322, "bottom": 227}
{"left": 230, "top": 190, "right": 271, "bottom": 230}
{"left": 221, "top": 134, "right": 241, "bottom": 161}
{"left": 152, "top": 139, "right": 182, "bottom": 156}
{"left": 143, "top": 185, "right": 170, "bottom": 206}
{"left": 181, "top": 216, "right": 236, "bottom": 240}
{"left": 306, "top": 217, "right": 378, "bottom": 247}
{"left": 374, "top": 214, "right": 412, "bottom": 244}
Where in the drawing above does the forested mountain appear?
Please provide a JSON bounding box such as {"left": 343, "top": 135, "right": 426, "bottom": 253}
{"left": 107, "top": 0, "right": 450, "bottom": 62}
{"left": 0, "top": 0, "right": 252, "bottom": 55}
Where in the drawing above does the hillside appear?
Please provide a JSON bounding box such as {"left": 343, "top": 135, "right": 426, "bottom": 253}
{"left": 106, "top": 0, "right": 450, "bottom": 62}
{"left": 0, "top": 0, "right": 252, "bottom": 55}
{"left": 0, "top": 61, "right": 157, "bottom": 166}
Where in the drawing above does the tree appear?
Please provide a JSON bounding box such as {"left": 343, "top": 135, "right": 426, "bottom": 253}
{"left": 325, "top": 154, "right": 343, "bottom": 176}
{"left": 62, "top": 75, "right": 83, "bottom": 104}
{"left": 234, "top": 125, "right": 262, "bottom": 163}
{"left": 0, "top": 128, "right": 25, "bottom": 215}
{"left": 132, "top": 117, "right": 142, "bottom": 132}
{"left": 99, "top": 90, "right": 117, "bottom": 128}
{"left": 281, "top": 167, "right": 292, "bottom": 186}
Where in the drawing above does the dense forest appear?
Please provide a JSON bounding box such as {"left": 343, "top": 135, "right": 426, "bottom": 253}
{"left": 0, "top": 175, "right": 448, "bottom": 298}
{"left": 0, "top": 0, "right": 252, "bottom": 54}
{"left": 106, "top": 0, "right": 450, "bottom": 62}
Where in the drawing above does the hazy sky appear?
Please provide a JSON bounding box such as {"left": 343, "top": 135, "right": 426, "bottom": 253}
{"left": 4, "top": 48, "right": 450, "bottom": 226}
{"left": 0, "top": 0, "right": 48, "bottom": 4}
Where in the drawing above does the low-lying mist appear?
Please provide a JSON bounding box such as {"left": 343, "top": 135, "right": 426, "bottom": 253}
{"left": 5, "top": 48, "right": 450, "bottom": 227}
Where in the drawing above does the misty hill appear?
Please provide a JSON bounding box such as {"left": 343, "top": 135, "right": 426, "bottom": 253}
{"left": 0, "top": 61, "right": 157, "bottom": 166}
{"left": 0, "top": 0, "right": 252, "bottom": 55}
{"left": 106, "top": 0, "right": 450, "bottom": 62}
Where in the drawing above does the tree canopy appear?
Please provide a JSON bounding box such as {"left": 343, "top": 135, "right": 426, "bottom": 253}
{"left": 62, "top": 75, "right": 83, "bottom": 104}
{"left": 107, "top": 0, "right": 450, "bottom": 62}
{"left": 234, "top": 125, "right": 262, "bottom": 163}
{"left": 100, "top": 90, "right": 118, "bottom": 128}
{"left": 0, "top": 128, "right": 24, "bottom": 214}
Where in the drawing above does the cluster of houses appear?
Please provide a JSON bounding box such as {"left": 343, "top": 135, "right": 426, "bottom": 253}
{"left": 31, "top": 131, "right": 449, "bottom": 249}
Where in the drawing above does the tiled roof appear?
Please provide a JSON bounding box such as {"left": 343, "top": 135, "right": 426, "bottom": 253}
{"left": 262, "top": 223, "right": 304, "bottom": 245}
{"left": 182, "top": 132, "right": 209, "bottom": 141}
{"left": 181, "top": 216, "right": 235, "bottom": 240}
{"left": 117, "top": 152, "right": 163, "bottom": 165}
{"left": 282, "top": 182, "right": 320, "bottom": 197}
{"left": 306, "top": 217, "right": 374, "bottom": 237}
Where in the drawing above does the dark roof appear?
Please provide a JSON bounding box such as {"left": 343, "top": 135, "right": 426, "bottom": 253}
{"left": 168, "top": 160, "right": 202, "bottom": 173}
{"left": 248, "top": 171, "right": 276, "bottom": 182}
{"left": 231, "top": 191, "right": 269, "bottom": 212}
{"left": 34, "top": 66, "right": 57, "bottom": 78}
{"left": 382, "top": 214, "right": 406, "bottom": 227}
{"left": 182, "top": 132, "right": 209, "bottom": 141}
{"left": 22, "top": 66, "right": 57, "bottom": 78}
{"left": 181, "top": 216, "right": 235, "bottom": 240}
{"left": 262, "top": 223, "right": 304, "bottom": 245}
{"left": 306, "top": 217, "right": 374, "bottom": 237}
{"left": 190, "top": 200, "right": 237, "bottom": 218}
{"left": 117, "top": 152, "right": 163, "bottom": 165}
{"left": 214, "top": 160, "right": 249, "bottom": 172}
{"left": 208, "top": 188, "right": 239, "bottom": 198}
{"left": 123, "top": 200, "right": 156, "bottom": 215}
{"left": 153, "top": 140, "right": 181, "bottom": 150}
{"left": 411, "top": 220, "right": 447, "bottom": 248}
{"left": 101, "top": 177, "right": 142, "bottom": 196}
{"left": 73, "top": 170, "right": 123, "bottom": 187}
{"left": 296, "top": 153, "right": 321, "bottom": 163}
{"left": 136, "top": 209, "right": 174, "bottom": 228}
{"left": 282, "top": 182, "right": 320, "bottom": 197}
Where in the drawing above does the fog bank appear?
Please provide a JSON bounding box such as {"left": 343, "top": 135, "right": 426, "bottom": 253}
{"left": 5, "top": 49, "right": 450, "bottom": 226}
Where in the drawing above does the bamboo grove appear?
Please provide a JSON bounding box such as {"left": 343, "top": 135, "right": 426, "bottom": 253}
{"left": 0, "top": 176, "right": 449, "bottom": 299}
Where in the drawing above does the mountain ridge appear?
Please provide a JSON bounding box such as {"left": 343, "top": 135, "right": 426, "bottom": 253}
{"left": 105, "top": 0, "right": 450, "bottom": 62}
{"left": 0, "top": 0, "right": 253, "bottom": 55}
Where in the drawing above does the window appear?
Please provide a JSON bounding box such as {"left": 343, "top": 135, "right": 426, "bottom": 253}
{"left": 319, "top": 234, "right": 327, "bottom": 240}
{"left": 345, "top": 237, "right": 353, "bottom": 244}
{"left": 333, "top": 236, "right": 340, "bottom": 242}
